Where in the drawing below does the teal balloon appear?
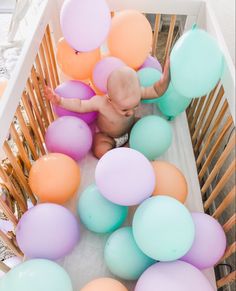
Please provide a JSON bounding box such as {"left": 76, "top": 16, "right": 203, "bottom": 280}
{"left": 133, "top": 196, "right": 195, "bottom": 261}
{"left": 170, "top": 25, "right": 224, "bottom": 98}
{"left": 78, "top": 184, "right": 128, "bottom": 233}
{"left": 104, "top": 227, "right": 155, "bottom": 280}
{"left": 156, "top": 82, "right": 192, "bottom": 119}
{"left": 137, "top": 68, "right": 162, "bottom": 104}
{"left": 0, "top": 259, "right": 72, "bottom": 291}
{"left": 130, "top": 115, "right": 173, "bottom": 160}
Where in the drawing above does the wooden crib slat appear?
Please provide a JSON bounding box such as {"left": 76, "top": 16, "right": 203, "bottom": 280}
{"left": 201, "top": 132, "right": 235, "bottom": 194}
{"left": 187, "top": 99, "right": 199, "bottom": 126}
{"left": 217, "top": 271, "right": 236, "bottom": 289}
{"left": 9, "top": 124, "right": 31, "bottom": 172}
{"left": 203, "top": 160, "right": 235, "bottom": 209}
{"left": 0, "top": 195, "right": 18, "bottom": 225}
{"left": 38, "top": 44, "right": 53, "bottom": 88}
{"left": 15, "top": 107, "right": 38, "bottom": 160}
{"left": 189, "top": 96, "right": 206, "bottom": 132}
{"left": 0, "top": 229, "right": 23, "bottom": 257}
{"left": 194, "top": 85, "right": 224, "bottom": 152}
{"left": 152, "top": 14, "right": 161, "bottom": 57}
{"left": 164, "top": 15, "right": 177, "bottom": 62}
{"left": 212, "top": 186, "right": 236, "bottom": 218}
{"left": 223, "top": 213, "right": 236, "bottom": 233}
{"left": 0, "top": 261, "right": 10, "bottom": 273}
{"left": 197, "top": 115, "right": 233, "bottom": 170}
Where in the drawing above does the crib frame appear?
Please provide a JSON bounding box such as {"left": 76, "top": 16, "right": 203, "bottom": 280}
{"left": 0, "top": 0, "right": 235, "bottom": 290}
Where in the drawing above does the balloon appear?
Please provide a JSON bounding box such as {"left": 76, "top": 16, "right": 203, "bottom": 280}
{"left": 54, "top": 80, "right": 98, "bottom": 124}
{"left": 0, "top": 259, "right": 73, "bottom": 291}
{"left": 181, "top": 212, "right": 226, "bottom": 269}
{"left": 60, "top": 0, "right": 111, "bottom": 52}
{"left": 81, "top": 278, "right": 127, "bottom": 291}
{"left": 170, "top": 25, "right": 224, "bottom": 98}
{"left": 95, "top": 148, "right": 155, "bottom": 206}
{"left": 104, "top": 227, "right": 155, "bottom": 280}
{"left": 92, "top": 57, "right": 126, "bottom": 93}
{"left": 57, "top": 38, "right": 101, "bottom": 81}
{"left": 152, "top": 161, "right": 188, "bottom": 203}
{"left": 133, "top": 196, "right": 195, "bottom": 261}
{"left": 130, "top": 115, "right": 173, "bottom": 160}
{"left": 156, "top": 82, "right": 192, "bottom": 118}
{"left": 78, "top": 184, "right": 128, "bottom": 233}
{"left": 45, "top": 116, "right": 92, "bottom": 161}
{"left": 135, "top": 261, "right": 214, "bottom": 291}
{"left": 107, "top": 10, "right": 153, "bottom": 69}
{"left": 139, "top": 55, "right": 162, "bottom": 72}
{"left": 29, "top": 153, "right": 81, "bottom": 204}
{"left": 16, "top": 203, "right": 80, "bottom": 260}
{"left": 0, "top": 257, "right": 22, "bottom": 278}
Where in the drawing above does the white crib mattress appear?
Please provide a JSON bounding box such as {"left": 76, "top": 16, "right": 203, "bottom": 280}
{"left": 60, "top": 104, "right": 217, "bottom": 291}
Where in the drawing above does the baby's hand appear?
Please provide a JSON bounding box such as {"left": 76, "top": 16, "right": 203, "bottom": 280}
{"left": 44, "top": 86, "right": 61, "bottom": 105}
{"left": 154, "top": 57, "right": 170, "bottom": 96}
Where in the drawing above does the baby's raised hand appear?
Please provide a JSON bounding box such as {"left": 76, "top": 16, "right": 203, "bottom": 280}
{"left": 44, "top": 86, "right": 61, "bottom": 105}
{"left": 154, "top": 57, "right": 170, "bottom": 97}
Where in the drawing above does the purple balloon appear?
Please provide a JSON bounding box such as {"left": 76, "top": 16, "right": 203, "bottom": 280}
{"left": 54, "top": 80, "right": 98, "bottom": 124}
{"left": 181, "top": 212, "right": 226, "bottom": 269}
{"left": 95, "top": 148, "right": 155, "bottom": 206}
{"left": 16, "top": 203, "right": 80, "bottom": 260}
{"left": 135, "top": 261, "right": 214, "bottom": 291}
{"left": 92, "top": 57, "right": 126, "bottom": 93}
{"left": 45, "top": 116, "right": 92, "bottom": 161}
{"left": 140, "top": 55, "right": 162, "bottom": 72}
{"left": 60, "top": 0, "right": 111, "bottom": 52}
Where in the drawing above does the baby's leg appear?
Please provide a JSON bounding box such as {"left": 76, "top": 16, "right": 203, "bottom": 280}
{"left": 93, "top": 133, "right": 116, "bottom": 159}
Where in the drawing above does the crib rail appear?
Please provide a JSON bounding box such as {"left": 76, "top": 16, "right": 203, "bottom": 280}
{"left": 0, "top": 1, "right": 235, "bottom": 290}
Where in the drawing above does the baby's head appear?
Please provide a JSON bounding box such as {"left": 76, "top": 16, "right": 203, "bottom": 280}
{"left": 107, "top": 66, "right": 141, "bottom": 117}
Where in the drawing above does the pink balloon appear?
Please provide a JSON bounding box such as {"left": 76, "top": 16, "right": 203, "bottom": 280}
{"left": 140, "top": 55, "right": 162, "bottom": 72}
{"left": 95, "top": 148, "right": 155, "bottom": 206}
{"left": 54, "top": 80, "right": 98, "bottom": 124}
{"left": 60, "top": 0, "right": 111, "bottom": 52}
{"left": 135, "top": 261, "right": 214, "bottom": 291}
{"left": 16, "top": 203, "right": 80, "bottom": 260}
{"left": 92, "top": 57, "right": 126, "bottom": 93}
{"left": 0, "top": 257, "right": 22, "bottom": 278}
{"left": 45, "top": 116, "right": 92, "bottom": 161}
{"left": 181, "top": 212, "right": 226, "bottom": 269}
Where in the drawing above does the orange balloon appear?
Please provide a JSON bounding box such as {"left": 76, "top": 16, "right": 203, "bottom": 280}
{"left": 0, "top": 80, "right": 8, "bottom": 97}
{"left": 57, "top": 38, "right": 101, "bottom": 80}
{"left": 107, "top": 10, "right": 153, "bottom": 69}
{"left": 81, "top": 278, "right": 128, "bottom": 291}
{"left": 29, "top": 153, "right": 80, "bottom": 204}
{"left": 152, "top": 161, "right": 188, "bottom": 203}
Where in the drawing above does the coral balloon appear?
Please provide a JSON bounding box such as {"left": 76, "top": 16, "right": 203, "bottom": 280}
{"left": 81, "top": 278, "right": 127, "bottom": 291}
{"left": 29, "top": 153, "right": 80, "bottom": 204}
{"left": 107, "top": 10, "right": 153, "bottom": 69}
{"left": 54, "top": 80, "right": 97, "bottom": 124}
{"left": 57, "top": 38, "right": 101, "bottom": 80}
{"left": 60, "top": 0, "right": 111, "bottom": 52}
{"left": 152, "top": 161, "right": 188, "bottom": 203}
{"left": 16, "top": 203, "right": 80, "bottom": 260}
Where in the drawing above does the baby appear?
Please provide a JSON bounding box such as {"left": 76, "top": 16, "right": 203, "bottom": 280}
{"left": 45, "top": 60, "right": 170, "bottom": 159}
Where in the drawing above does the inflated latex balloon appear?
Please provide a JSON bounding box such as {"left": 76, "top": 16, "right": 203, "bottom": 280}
{"left": 140, "top": 55, "right": 162, "bottom": 72}
{"left": 81, "top": 278, "right": 128, "bottom": 291}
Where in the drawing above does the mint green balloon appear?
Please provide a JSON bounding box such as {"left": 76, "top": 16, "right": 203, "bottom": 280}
{"left": 137, "top": 68, "right": 162, "bottom": 104}
{"left": 0, "top": 259, "right": 72, "bottom": 291}
{"left": 133, "top": 196, "right": 195, "bottom": 261}
{"left": 104, "top": 227, "right": 155, "bottom": 280}
{"left": 170, "top": 25, "right": 224, "bottom": 98}
{"left": 156, "top": 82, "right": 192, "bottom": 119}
{"left": 78, "top": 184, "right": 128, "bottom": 233}
{"left": 130, "top": 115, "right": 173, "bottom": 160}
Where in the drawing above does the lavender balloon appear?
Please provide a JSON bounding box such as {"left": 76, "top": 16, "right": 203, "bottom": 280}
{"left": 181, "top": 212, "right": 226, "bottom": 269}
{"left": 135, "top": 261, "right": 214, "bottom": 291}
{"left": 45, "top": 116, "right": 92, "bottom": 161}
{"left": 93, "top": 57, "right": 126, "bottom": 93}
{"left": 140, "top": 55, "right": 162, "bottom": 72}
{"left": 54, "top": 80, "right": 97, "bottom": 124}
{"left": 16, "top": 203, "right": 80, "bottom": 260}
{"left": 60, "top": 0, "right": 111, "bottom": 52}
{"left": 95, "top": 148, "right": 155, "bottom": 206}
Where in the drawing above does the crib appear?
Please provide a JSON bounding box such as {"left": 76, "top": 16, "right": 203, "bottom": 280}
{"left": 0, "top": 0, "right": 235, "bottom": 290}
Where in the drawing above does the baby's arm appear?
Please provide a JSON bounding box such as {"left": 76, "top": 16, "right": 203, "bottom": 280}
{"left": 141, "top": 58, "right": 170, "bottom": 100}
{"left": 44, "top": 86, "right": 101, "bottom": 113}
